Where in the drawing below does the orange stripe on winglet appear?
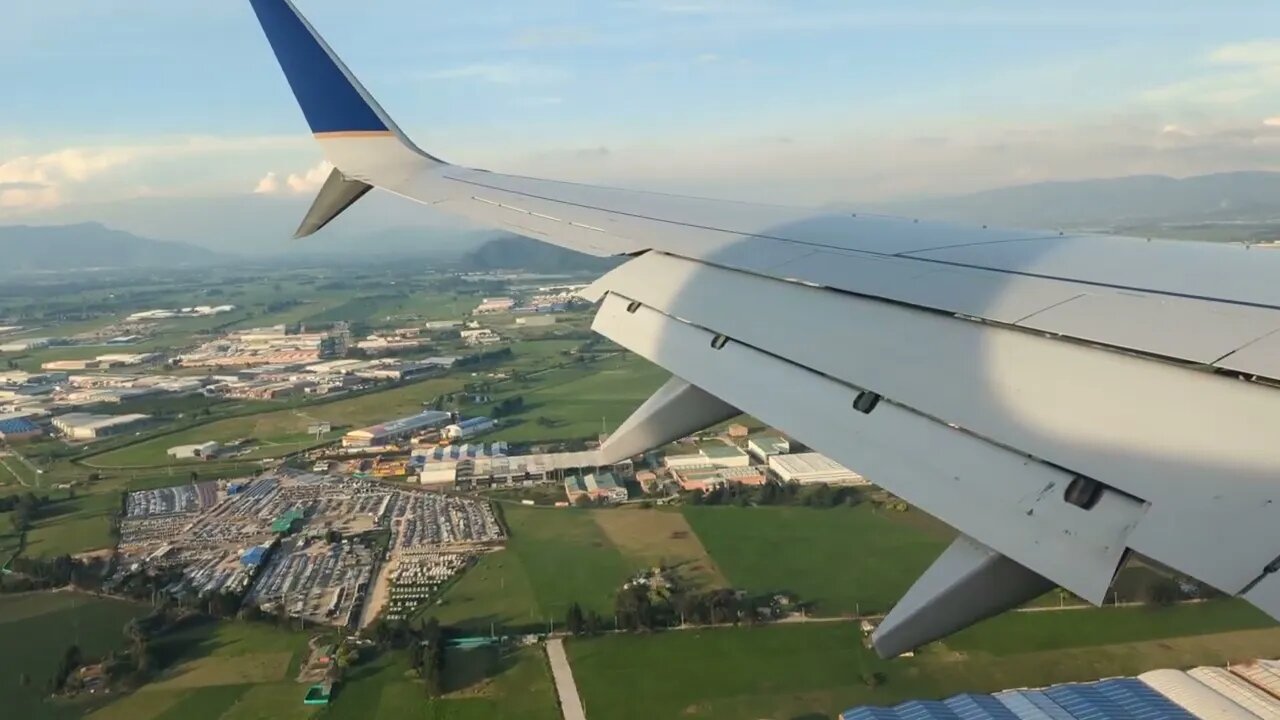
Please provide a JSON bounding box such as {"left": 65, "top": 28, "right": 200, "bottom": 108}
{"left": 313, "top": 130, "right": 395, "bottom": 139}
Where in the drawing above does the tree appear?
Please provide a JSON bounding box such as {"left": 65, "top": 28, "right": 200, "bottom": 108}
{"left": 566, "top": 602, "right": 585, "bottom": 635}
{"left": 18, "top": 672, "right": 29, "bottom": 688}
{"left": 1142, "top": 577, "right": 1181, "bottom": 607}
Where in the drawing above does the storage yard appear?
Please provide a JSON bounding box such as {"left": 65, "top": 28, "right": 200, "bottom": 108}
{"left": 113, "top": 470, "right": 504, "bottom": 627}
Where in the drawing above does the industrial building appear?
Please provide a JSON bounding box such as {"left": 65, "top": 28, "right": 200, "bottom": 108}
{"left": 342, "top": 410, "right": 452, "bottom": 448}
{"left": 168, "top": 442, "right": 222, "bottom": 460}
{"left": 840, "top": 663, "right": 1280, "bottom": 720}
{"left": 768, "top": 452, "right": 866, "bottom": 486}
{"left": 414, "top": 442, "right": 510, "bottom": 463}
{"left": 673, "top": 465, "right": 766, "bottom": 492}
{"left": 664, "top": 440, "right": 751, "bottom": 470}
{"left": 423, "top": 320, "right": 462, "bottom": 331}
{"left": 474, "top": 297, "right": 515, "bottom": 313}
{"left": 52, "top": 412, "right": 150, "bottom": 440}
{"left": 417, "top": 449, "right": 631, "bottom": 490}
{"left": 0, "top": 417, "right": 43, "bottom": 442}
{"left": 565, "top": 469, "right": 628, "bottom": 504}
{"left": 0, "top": 337, "right": 56, "bottom": 353}
{"left": 461, "top": 328, "right": 502, "bottom": 346}
{"left": 443, "top": 416, "right": 496, "bottom": 441}
{"left": 515, "top": 315, "right": 557, "bottom": 327}
{"left": 747, "top": 435, "right": 791, "bottom": 461}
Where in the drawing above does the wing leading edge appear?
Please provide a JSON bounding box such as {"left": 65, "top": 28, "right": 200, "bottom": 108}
{"left": 249, "top": 0, "right": 1280, "bottom": 656}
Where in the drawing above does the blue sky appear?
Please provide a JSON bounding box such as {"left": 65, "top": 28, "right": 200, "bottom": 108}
{"left": 5, "top": 0, "right": 1280, "bottom": 216}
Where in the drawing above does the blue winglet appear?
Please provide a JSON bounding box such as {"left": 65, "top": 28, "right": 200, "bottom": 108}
{"left": 248, "top": 0, "right": 388, "bottom": 135}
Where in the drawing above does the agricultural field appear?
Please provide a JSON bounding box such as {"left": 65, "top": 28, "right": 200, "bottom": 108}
{"left": 568, "top": 603, "right": 1280, "bottom": 720}
{"left": 0, "top": 592, "right": 151, "bottom": 720}
{"left": 24, "top": 490, "right": 124, "bottom": 557}
{"left": 487, "top": 354, "right": 670, "bottom": 443}
{"left": 683, "top": 504, "right": 950, "bottom": 615}
{"left": 591, "top": 507, "right": 727, "bottom": 590}
{"left": 93, "top": 622, "right": 559, "bottom": 720}
{"left": 432, "top": 504, "right": 952, "bottom": 631}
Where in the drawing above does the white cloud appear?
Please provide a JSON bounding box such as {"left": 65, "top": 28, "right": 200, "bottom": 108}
{"left": 1265, "top": 117, "right": 1280, "bottom": 127}
{"left": 0, "top": 147, "right": 136, "bottom": 210}
{"left": 253, "top": 172, "right": 280, "bottom": 194}
{"left": 0, "top": 184, "right": 60, "bottom": 210}
{"left": 286, "top": 161, "right": 333, "bottom": 194}
{"left": 424, "top": 62, "right": 568, "bottom": 85}
{"left": 251, "top": 161, "right": 332, "bottom": 195}
{"left": 1143, "top": 40, "right": 1280, "bottom": 106}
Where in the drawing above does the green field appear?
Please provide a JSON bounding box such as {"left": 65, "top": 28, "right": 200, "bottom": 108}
{"left": 683, "top": 505, "right": 949, "bottom": 615}
{"left": 0, "top": 592, "right": 151, "bottom": 720}
{"left": 25, "top": 491, "right": 123, "bottom": 557}
{"left": 488, "top": 354, "right": 669, "bottom": 443}
{"left": 434, "top": 504, "right": 951, "bottom": 631}
{"left": 95, "top": 622, "right": 559, "bottom": 720}
{"left": 432, "top": 506, "right": 634, "bottom": 630}
{"left": 947, "top": 601, "right": 1277, "bottom": 656}
{"left": 569, "top": 605, "right": 1280, "bottom": 719}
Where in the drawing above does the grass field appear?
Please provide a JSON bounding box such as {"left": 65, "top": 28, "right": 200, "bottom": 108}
{"left": 591, "top": 507, "right": 727, "bottom": 590}
{"left": 25, "top": 491, "right": 123, "bottom": 557}
{"left": 947, "top": 601, "right": 1276, "bottom": 656}
{"left": 0, "top": 592, "right": 151, "bottom": 720}
{"left": 430, "top": 550, "right": 544, "bottom": 630}
{"left": 501, "top": 506, "right": 634, "bottom": 619}
{"left": 488, "top": 354, "right": 669, "bottom": 443}
{"left": 568, "top": 604, "right": 1280, "bottom": 719}
{"left": 432, "top": 506, "right": 640, "bottom": 630}
{"left": 434, "top": 504, "right": 947, "bottom": 630}
{"left": 93, "top": 617, "right": 561, "bottom": 720}
{"left": 683, "top": 505, "right": 948, "bottom": 615}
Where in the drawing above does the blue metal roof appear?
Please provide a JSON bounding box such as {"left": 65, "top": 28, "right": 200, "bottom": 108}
{"left": 843, "top": 677, "right": 1196, "bottom": 720}
{"left": 0, "top": 418, "right": 38, "bottom": 434}
{"left": 1092, "top": 679, "right": 1195, "bottom": 720}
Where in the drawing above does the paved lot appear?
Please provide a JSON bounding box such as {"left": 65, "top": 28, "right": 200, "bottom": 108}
{"left": 546, "top": 638, "right": 587, "bottom": 720}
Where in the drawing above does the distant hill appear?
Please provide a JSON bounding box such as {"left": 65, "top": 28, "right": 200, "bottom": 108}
{"left": 0, "top": 223, "right": 224, "bottom": 273}
{"left": 15, "top": 191, "right": 478, "bottom": 257}
{"left": 461, "top": 234, "right": 625, "bottom": 273}
{"left": 871, "top": 171, "right": 1280, "bottom": 228}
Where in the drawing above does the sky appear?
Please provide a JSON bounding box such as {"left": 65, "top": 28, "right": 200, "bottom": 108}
{"left": 5, "top": 0, "right": 1280, "bottom": 221}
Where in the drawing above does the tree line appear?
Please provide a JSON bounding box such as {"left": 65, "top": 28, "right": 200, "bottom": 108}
{"left": 677, "top": 479, "right": 868, "bottom": 509}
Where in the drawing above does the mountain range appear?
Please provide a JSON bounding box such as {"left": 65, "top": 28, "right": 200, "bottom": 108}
{"left": 0, "top": 223, "right": 222, "bottom": 272}
{"left": 7, "top": 170, "right": 1280, "bottom": 272}
{"left": 869, "top": 171, "right": 1280, "bottom": 228}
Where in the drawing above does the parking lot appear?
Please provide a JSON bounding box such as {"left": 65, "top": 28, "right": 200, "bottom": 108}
{"left": 124, "top": 481, "right": 218, "bottom": 518}
{"left": 111, "top": 469, "right": 506, "bottom": 627}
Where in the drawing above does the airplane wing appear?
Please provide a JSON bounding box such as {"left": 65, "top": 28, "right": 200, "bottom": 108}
{"left": 249, "top": 0, "right": 1280, "bottom": 656}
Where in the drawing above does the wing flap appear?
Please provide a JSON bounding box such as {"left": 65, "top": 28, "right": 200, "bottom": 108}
{"left": 589, "top": 252, "right": 1280, "bottom": 600}
{"left": 590, "top": 290, "right": 1143, "bottom": 603}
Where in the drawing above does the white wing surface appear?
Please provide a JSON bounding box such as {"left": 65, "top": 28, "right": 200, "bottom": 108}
{"left": 249, "top": 0, "right": 1280, "bottom": 656}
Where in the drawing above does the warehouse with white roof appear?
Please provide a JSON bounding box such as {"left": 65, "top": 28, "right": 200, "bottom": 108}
{"left": 768, "top": 452, "right": 866, "bottom": 485}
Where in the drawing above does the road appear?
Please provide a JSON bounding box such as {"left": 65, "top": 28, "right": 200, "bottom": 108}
{"left": 546, "top": 638, "right": 588, "bottom": 720}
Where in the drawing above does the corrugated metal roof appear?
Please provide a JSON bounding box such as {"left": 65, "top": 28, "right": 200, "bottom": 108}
{"left": 1231, "top": 663, "right": 1280, "bottom": 702}
{"left": 1138, "top": 669, "right": 1259, "bottom": 720}
{"left": 1190, "top": 667, "right": 1280, "bottom": 719}
{"left": 0, "top": 417, "right": 39, "bottom": 434}
{"left": 845, "top": 662, "right": 1280, "bottom": 720}
{"left": 994, "top": 690, "right": 1076, "bottom": 720}
{"left": 1093, "top": 678, "right": 1197, "bottom": 719}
